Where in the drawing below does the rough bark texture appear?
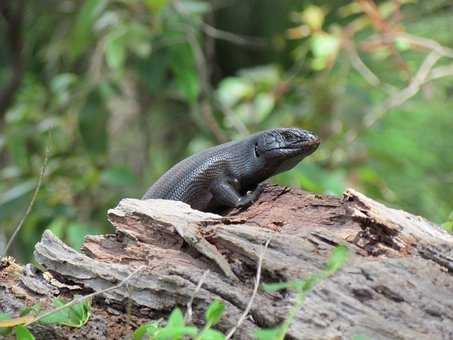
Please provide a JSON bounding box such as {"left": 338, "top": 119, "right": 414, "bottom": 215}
{"left": 1, "top": 185, "right": 452, "bottom": 339}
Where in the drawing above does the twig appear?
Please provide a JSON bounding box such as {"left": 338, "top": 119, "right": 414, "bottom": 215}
{"left": 346, "top": 49, "right": 446, "bottom": 144}
{"left": 377, "top": 50, "right": 441, "bottom": 113}
{"left": 343, "top": 35, "right": 380, "bottom": 86}
{"left": 390, "top": 33, "right": 453, "bottom": 59}
{"left": 28, "top": 265, "right": 146, "bottom": 325}
{"left": 1, "top": 133, "right": 50, "bottom": 258}
{"left": 225, "top": 238, "right": 271, "bottom": 340}
{"left": 185, "top": 270, "right": 210, "bottom": 324}
{"left": 201, "top": 22, "right": 266, "bottom": 48}
{"left": 430, "top": 63, "right": 453, "bottom": 80}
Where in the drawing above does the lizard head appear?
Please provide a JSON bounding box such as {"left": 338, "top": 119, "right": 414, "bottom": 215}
{"left": 252, "top": 128, "right": 320, "bottom": 176}
{"left": 254, "top": 128, "right": 320, "bottom": 159}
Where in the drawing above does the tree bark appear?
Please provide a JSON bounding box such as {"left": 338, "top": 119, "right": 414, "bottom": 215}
{"left": 1, "top": 185, "right": 452, "bottom": 339}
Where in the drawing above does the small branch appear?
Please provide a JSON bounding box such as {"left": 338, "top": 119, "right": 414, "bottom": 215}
{"left": 201, "top": 23, "right": 266, "bottom": 48}
{"left": 225, "top": 238, "right": 271, "bottom": 340}
{"left": 343, "top": 35, "right": 381, "bottom": 86}
{"left": 28, "top": 265, "right": 146, "bottom": 326}
{"left": 346, "top": 45, "right": 451, "bottom": 144}
{"left": 430, "top": 63, "right": 453, "bottom": 80}
{"left": 185, "top": 270, "right": 210, "bottom": 324}
{"left": 364, "top": 50, "right": 439, "bottom": 139}
{"left": 1, "top": 133, "right": 50, "bottom": 258}
{"left": 391, "top": 33, "right": 453, "bottom": 59}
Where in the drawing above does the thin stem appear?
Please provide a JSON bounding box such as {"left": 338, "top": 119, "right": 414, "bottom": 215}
{"left": 28, "top": 265, "right": 145, "bottom": 326}
{"left": 225, "top": 238, "right": 271, "bottom": 339}
{"left": 1, "top": 133, "right": 50, "bottom": 258}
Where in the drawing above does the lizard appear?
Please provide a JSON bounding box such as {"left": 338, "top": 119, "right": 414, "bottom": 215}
{"left": 142, "top": 127, "right": 320, "bottom": 212}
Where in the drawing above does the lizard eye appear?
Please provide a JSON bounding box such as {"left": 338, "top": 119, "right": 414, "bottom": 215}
{"left": 254, "top": 143, "right": 260, "bottom": 157}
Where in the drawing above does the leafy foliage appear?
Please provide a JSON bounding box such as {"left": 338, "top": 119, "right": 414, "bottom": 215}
{"left": 133, "top": 300, "right": 226, "bottom": 340}
{"left": 0, "top": 297, "right": 91, "bottom": 339}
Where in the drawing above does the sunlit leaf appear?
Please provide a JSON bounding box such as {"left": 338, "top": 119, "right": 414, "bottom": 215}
{"left": 205, "top": 300, "right": 225, "bottom": 326}
{"left": 324, "top": 245, "right": 348, "bottom": 275}
{"left": 170, "top": 44, "right": 200, "bottom": 102}
{"left": 133, "top": 321, "right": 160, "bottom": 340}
{"left": 254, "top": 93, "right": 275, "bottom": 122}
{"left": 217, "top": 78, "right": 254, "bottom": 108}
{"left": 310, "top": 32, "right": 339, "bottom": 59}
{"left": 302, "top": 5, "right": 325, "bottom": 30}
{"left": 145, "top": 0, "right": 169, "bottom": 13}
{"left": 40, "top": 297, "right": 91, "bottom": 328}
{"left": 105, "top": 29, "right": 127, "bottom": 71}
{"left": 167, "top": 308, "right": 185, "bottom": 328}
{"left": 255, "top": 326, "right": 283, "bottom": 340}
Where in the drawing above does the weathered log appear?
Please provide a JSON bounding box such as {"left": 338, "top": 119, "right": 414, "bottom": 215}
{"left": 1, "top": 185, "right": 452, "bottom": 339}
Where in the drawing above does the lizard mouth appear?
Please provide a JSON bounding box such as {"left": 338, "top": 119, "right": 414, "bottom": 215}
{"left": 270, "top": 137, "right": 320, "bottom": 151}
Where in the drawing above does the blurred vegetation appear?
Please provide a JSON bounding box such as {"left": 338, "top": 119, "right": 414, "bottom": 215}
{"left": 0, "top": 0, "right": 452, "bottom": 261}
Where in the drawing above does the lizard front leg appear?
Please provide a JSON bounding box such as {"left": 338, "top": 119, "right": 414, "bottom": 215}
{"left": 210, "top": 177, "right": 264, "bottom": 209}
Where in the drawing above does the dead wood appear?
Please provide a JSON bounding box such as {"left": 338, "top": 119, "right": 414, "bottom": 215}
{"left": 1, "top": 185, "right": 452, "bottom": 339}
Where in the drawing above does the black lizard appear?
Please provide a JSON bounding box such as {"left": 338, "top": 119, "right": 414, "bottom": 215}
{"left": 142, "top": 128, "right": 320, "bottom": 212}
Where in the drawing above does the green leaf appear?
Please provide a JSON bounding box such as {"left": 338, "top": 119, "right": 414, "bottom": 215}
{"left": 133, "top": 322, "right": 160, "bottom": 340}
{"left": 442, "top": 221, "right": 453, "bottom": 233}
{"left": 262, "top": 280, "right": 305, "bottom": 293}
{"left": 205, "top": 300, "right": 225, "bottom": 326}
{"left": 20, "top": 304, "right": 41, "bottom": 317}
{"left": 352, "top": 336, "right": 370, "bottom": 340}
{"left": 144, "top": 0, "right": 169, "bottom": 13}
{"left": 217, "top": 78, "right": 254, "bottom": 108}
{"left": 40, "top": 297, "right": 91, "bottom": 328}
{"left": 170, "top": 43, "right": 200, "bottom": 102}
{"left": 262, "top": 281, "right": 292, "bottom": 293}
{"left": 14, "top": 325, "right": 35, "bottom": 340}
{"left": 255, "top": 326, "right": 283, "bottom": 340}
{"left": 254, "top": 93, "right": 275, "bottom": 122}
{"left": 311, "top": 33, "right": 339, "bottom": 58}
{"left": 105, "top": 29, "right": 127, "bottom": 71}
{"left": 167, "top": 308, "right": 185, "bottom": 328}
{"left": 300, "top": 275, "right": 320, "bottom": 293}
{"left": 199, "top": 328, "right": 226, "bottom": 340}
{"left": 395, "top": 37, "right": 411, "bottom": 51}
{"left": 155, "top": 326, "right": 198, "bottom": 340}
{"left": 302, "top": 5, "right": 325, "bottom": 30}
{"left": 70, "top": 0, "right": 108, "bottom": 59}
{"left": 324, "top": 245, "right": 348, "bottom": 275}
